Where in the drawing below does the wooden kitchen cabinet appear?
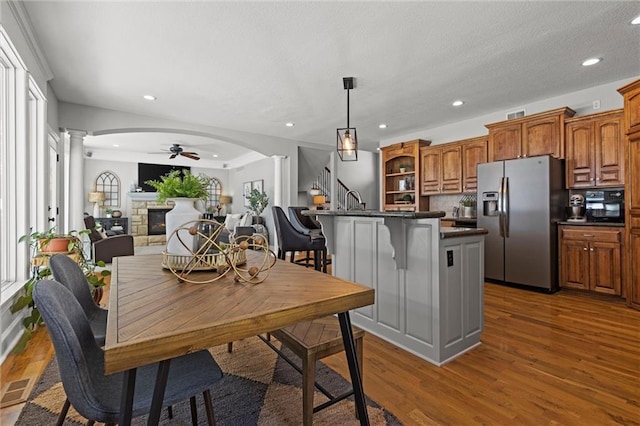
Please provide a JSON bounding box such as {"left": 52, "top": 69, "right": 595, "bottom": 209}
{"left": 565, "top": 109, "right": 625, "bottom": 188}
{"left": 618, "top": 78, "right": 640, "bottom": 310}
{"left": 381, "top": 139, "right": 430, "bottom": 211}
{"left": 420, "top": 144, "right": 462, "bottom": 195}
{"left": 486, "top": 107, "right": 576, "bottom": 162}
{"left": 559, "top": 226, "right": 623, "bottom": 296}
{"left": 461, "top": 136, "right": 488, "bottom": 193}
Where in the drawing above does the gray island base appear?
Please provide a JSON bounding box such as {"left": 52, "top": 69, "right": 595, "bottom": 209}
{"left": 307, "top": 210, "right": 487, "bottom": 366}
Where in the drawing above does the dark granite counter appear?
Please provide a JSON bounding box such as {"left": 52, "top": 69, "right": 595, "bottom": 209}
{"left": 558, "top": 221, "right": 625, "bottom": 228}
{"left": 440, "top": 227, "right": 488, "bottom": 239}
{"left": 306, "top": 210, "right": 446, "bottom": 219}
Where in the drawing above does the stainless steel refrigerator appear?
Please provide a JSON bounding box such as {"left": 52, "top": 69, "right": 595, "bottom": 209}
{"left": 477, "top": 155, "right": 566, "bottom": 291}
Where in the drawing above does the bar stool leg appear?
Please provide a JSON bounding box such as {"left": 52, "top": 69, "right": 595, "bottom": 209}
{"left": 302, "top": 352, "right": 316, "bottom": 426}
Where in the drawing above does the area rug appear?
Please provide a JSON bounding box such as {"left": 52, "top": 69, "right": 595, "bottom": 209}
{"left": 16, "top": 336, "right": 401, "bottom": 425}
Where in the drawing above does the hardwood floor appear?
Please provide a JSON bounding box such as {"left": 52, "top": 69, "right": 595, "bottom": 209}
{"left": 2, "top": 281, "right": 639, "bottom": 425}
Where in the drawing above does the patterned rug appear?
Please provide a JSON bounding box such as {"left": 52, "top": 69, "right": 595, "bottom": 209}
{"left": 16, "top": 336, "right": 401, "bottom": 425}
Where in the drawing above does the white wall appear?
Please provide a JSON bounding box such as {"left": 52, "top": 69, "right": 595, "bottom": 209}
{"left": 335, "top": 150, "right": 380, "bottom": 210}
{"left": 83, "top": 158, "right": 230, "bottom": 218}
{"left": 381, "top": 77, "right": 637, "bottom": 148}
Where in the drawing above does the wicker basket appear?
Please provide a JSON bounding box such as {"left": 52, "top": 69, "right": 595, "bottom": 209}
{"left": 162, "top": 249, "right": 246, "bottom": 271}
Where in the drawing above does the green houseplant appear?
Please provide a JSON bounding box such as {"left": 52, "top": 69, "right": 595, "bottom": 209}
{"left": 145, "top": 170, "right": 212, "bottom": 203}
{"left": 11, "top": 228, "right": 110, "bottom": 352}
{"left": 248, "top": 188, "right": 269, "bottom": 217}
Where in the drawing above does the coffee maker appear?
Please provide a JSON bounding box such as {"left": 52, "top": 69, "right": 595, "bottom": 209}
{"left": 567, "top": 194, "right": 587, "bottom": 222}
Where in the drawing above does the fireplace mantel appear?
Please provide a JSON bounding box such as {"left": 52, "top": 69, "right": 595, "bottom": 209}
{"left": 128, "top": 192, "right": 160, "bottom": 201}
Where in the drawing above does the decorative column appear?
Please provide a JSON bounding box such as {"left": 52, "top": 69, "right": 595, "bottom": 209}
{"left": 68, "top": 129, "right": 87, "bottom": 233}
{"left": 272, "top": 155, "right": 288, "bottom": 207}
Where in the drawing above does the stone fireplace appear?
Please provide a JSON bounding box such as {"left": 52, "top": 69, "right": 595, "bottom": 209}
{"left": 129, "top": 193, "right": 174, "bottom": 247}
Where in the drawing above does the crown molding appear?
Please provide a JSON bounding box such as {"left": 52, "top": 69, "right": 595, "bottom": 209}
{"left": 7, "top": 0, "right": 53, "bottom": 81}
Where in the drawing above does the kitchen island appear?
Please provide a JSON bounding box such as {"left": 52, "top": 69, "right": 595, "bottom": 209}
{"left": 307, "top": 210, "right": 487, "bottom": 366}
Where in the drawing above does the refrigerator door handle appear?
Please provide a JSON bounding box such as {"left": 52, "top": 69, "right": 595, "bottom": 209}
{"left": 503, "top": 177, "right": 509, "bottom": 237}
{"left": 498, "top": 177, "right": 505, "bottom": 237}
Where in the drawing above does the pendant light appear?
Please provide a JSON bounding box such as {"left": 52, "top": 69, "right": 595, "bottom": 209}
{"left": 337, "top": 77, "right": 358, "bottom": 161}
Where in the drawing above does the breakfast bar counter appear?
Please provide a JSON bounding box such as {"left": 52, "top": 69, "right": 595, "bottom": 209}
{"left": 307, "top": 210, "right": 486, "bottom": 366}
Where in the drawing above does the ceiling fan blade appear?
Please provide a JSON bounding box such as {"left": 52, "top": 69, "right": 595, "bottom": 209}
{"left": 181, "top": 152, "right": 200, "bottom": 160}
{"left": 169, "top": 153, "right": 177, "bottom": 159}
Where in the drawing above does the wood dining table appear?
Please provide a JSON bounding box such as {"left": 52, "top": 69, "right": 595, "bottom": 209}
{"left": 104, "top": 252, "right": 375, "bottom": 425}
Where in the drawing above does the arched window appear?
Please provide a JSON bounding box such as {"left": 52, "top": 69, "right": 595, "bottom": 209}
{"left": 96, "top": 171, "right": 120, "bottom": 208}
{"left": 206, "top": 177, "right": 222, "bottom": 212}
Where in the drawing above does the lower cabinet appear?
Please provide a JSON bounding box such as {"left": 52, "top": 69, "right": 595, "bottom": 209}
{"left": 559, "top": 226, "right": 623, "bottom": 295}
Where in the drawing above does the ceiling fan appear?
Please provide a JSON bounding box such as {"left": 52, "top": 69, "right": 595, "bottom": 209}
{"left": 166, "top": 143, "right": 200, "bottom": 160}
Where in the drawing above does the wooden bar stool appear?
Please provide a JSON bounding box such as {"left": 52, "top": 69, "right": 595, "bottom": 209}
{"left": 227, "top": 316, "right": 365, "bottom": 425}
{"left": 267, "top": 316, "right": 365, "bottom": 425}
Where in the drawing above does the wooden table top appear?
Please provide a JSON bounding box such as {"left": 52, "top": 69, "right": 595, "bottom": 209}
{"left": 104, "top": 252, "right": 374, "bottom": 374}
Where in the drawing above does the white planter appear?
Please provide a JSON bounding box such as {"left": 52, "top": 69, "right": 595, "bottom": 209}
{"left": 165, "top": 198, "right": 201, "bottom": 255}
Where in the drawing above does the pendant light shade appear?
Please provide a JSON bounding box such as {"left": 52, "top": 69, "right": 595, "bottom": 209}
{"left": 337, "top": 77, "right": 358, "bottom": 161}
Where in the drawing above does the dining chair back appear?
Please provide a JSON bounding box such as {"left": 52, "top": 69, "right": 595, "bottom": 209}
{"left": 33, "top": 279, "right": 223, "bottom": 425}
{"left": 49, "top": 254, "right": 108, "bottom": 346}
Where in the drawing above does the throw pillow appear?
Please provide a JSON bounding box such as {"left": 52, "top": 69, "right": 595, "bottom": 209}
{"left": 239, "top": 213, "right": 253, "bottom": 227}
{"left": 224, "top": 213, "right": 243, "bottom": 231}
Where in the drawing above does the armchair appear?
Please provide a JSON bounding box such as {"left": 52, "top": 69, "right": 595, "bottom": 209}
{"left": 84, "top": 216, "right": 134, "bottom": 263}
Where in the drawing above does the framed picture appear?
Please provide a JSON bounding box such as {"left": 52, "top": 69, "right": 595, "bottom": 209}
{"left": 243, "top": 182, "right": 252, "bottom": 207}
{"left": 251, "top": 179, "right": 263, "bottom": 193}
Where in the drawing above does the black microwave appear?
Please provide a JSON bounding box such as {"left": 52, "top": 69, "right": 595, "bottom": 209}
{"left": 585, "top": 190, "right": 625, "bottom": 223}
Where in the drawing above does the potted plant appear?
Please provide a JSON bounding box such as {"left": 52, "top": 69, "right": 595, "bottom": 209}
{"left": 104, "top": 208, "right": 113, "bottom": 218}
{"left": 11, "top": 228, "right": 110, "bottom": 352}
{"left": 399, "top": 163, "right": 409, "bottom": 173}
{"left": 248, "top": 188, "right": 269, "bottom": 224}
{"left": 460, "top": 198, "right": 477, "bottom": 218}
{"left": 145, "top": 170, "right": 212, "bottom": 255}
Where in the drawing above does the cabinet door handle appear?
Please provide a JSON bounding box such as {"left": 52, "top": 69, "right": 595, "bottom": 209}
{"left": 583, "top": 234, "right": 594, "bottom": 237}
{"left": 596, "top": 177, "right": 601, "bottom": 181}
{"left": 583, "top": 247, "right": 588, "bottom": 251}
{"left": 590, "top": 248, "right": 594, "bottom": 252}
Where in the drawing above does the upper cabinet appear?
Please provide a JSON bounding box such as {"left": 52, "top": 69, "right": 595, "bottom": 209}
{"left": 486, "top": 107, "right": 576, "bottom": 162}
{"left": 381, "top": 139, "right": 430, "bottom": 211}
{"left": 461, "top": 136, "right": 488, "bottom": 193}
{"left": 565, "top": 109, "right": 625, "bottom": 189}
{"left": 420, "top": 144, "right": 462, "bottom": 195}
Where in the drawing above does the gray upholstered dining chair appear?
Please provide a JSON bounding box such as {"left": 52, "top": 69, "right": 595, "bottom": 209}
{"left": 49, "top": 254, "right": 108, "bottom": 346}
{"left": 33, "top": 279, "right": 223, "bottom": 425}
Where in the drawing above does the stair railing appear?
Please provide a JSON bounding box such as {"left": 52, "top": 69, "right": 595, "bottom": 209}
{"left": 312, "top": 167, "right": 361, "bottom": 210}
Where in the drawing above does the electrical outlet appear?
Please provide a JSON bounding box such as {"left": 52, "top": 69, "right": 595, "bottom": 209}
{"left": 593, "top": 100, "right": 601, "bottom": 110}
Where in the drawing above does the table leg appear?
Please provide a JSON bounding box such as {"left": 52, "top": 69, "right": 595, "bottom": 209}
{"left": 120, "top": 368, "right": 137, "bottom": 426}
{"left": 338, "top": 311, "right": 369, "bottom": 426}
{"left": 147, "top": 359, "right": 171, "bottom": 425}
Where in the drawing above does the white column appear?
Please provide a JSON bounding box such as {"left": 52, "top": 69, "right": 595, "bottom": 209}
{"left": 273, "top": 155, "right": 287, "bottom": 207}
{"left": 67, "top": 129, "right": 86, "bottom": 232}
{"left": 330, "top": 151, "right": 337, "bottom": 210}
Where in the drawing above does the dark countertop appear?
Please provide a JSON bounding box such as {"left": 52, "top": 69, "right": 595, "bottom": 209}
{"left": 442, "top": 216, "right": 477, "bottom": 222}
{"left": 440, "top": 227, "right": 488, "bottom": 239}
{"left": 558, "top": 221, "right": 625, "bottom": 228}
{"left": 307, "top": 210, "right": 446, "bottom": 219}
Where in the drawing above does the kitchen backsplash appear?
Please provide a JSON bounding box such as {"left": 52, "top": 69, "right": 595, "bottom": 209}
{"left": 428, "top": 195, "right": 461, "bottom": 216}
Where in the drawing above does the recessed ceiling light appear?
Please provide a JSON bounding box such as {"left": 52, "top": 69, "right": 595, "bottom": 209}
{"left": 632, "top": 15, "right": 640, "bottom": 25}
{"left": 378, "top": 124, "right": 388, "bottom": 129}
{"left": 212, "top": 154, "right": 218, "bottom": 158}
{"left": 285, "top": 122, "right": 295, "bottom": 127}
{"left": 452, "top": 100, "right": 464, "bottom": 107}
{"left": 582, "top": 58, "right": 601, "bottom": 66}
{"left": 143, "top": 95, "right": 156, "bottom": 101}
{"left": 112, "top": 144, "right": 119, "bottom": 147}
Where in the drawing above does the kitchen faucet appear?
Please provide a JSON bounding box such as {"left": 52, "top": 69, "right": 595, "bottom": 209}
{"left": 344, "top": 190, "right": 364, "bottom": 210}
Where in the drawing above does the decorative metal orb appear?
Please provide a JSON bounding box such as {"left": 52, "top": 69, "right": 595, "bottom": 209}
{"left": 163, "top": 218, "right": 275, "bottom": 285}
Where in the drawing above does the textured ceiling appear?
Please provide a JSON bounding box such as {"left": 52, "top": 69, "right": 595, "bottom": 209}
{"left": 22, "top": 1, "right": 640, "bottom": 164}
